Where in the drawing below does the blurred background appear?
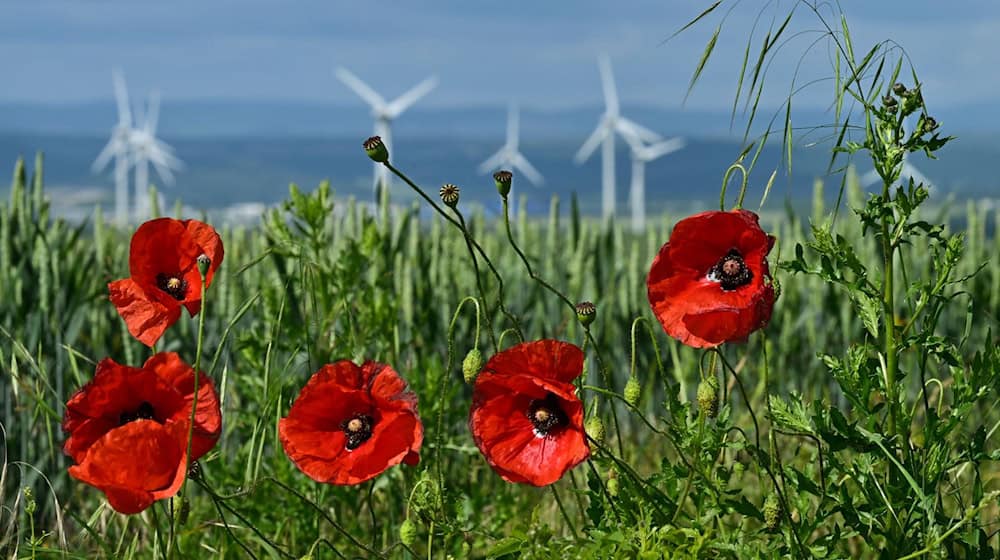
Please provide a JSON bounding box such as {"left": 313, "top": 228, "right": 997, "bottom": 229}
{"left": 1, "top": 0, "right": 998, "bottom": 221}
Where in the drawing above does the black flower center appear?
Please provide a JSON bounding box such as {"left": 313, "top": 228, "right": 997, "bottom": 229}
{"left": 707, "top": 248, "right": 753, "bottom": 291}
{"left": 527, "top": 394, "right": 567, "bottom": 436}
{"left": 341, "top": 414, "right": 375, "bottom": 450}
{"left": 119, "top": 401, "right": 157, "bottom": 426}
{"left": 156, "top": 273, "right": 188, "bottom": 301}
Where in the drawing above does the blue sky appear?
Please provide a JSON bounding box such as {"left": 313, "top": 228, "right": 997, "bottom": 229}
{"left": 2, "top": 1, "right": 998, "bottom": 113}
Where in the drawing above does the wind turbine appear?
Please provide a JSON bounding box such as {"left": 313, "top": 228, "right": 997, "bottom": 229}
{"left": 622, "top": 135, "right": 685, "bottom": 231}
{"left": 130, "top": 90, "right": 184, "bottom": 220}
{"left": 574, "top": 54, "right": 662, "bottom": 221}
{"left": 477, "top": 103, "right": 544, "bottom": 186}
{"left": 335, "top": 67, "right": 438, "bottom": 199}
{"left": 92, "top": 69, "right": 134, "bottom": 226}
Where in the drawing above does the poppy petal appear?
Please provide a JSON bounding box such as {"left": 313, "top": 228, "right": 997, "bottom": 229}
{"left": 108, "top": 279, "right": 181, "bottom": 348}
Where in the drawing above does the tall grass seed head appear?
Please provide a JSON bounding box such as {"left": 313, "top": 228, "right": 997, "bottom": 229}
{"left": 575, "top": 301, "right": 596, "bottom": 327}
{"left": 363, "top": 136, "right": 389, "bottom": 163}
{"left": 763, "top": 493, "right": 782, "bottom": 530}
{"left": 439, "top": 183, "right": 460, "bottom": 208}
{"left": 624, "top": 376, "right": 641, "bottom": 407}
{"left": 493, "top": 170, "right": 512, "bottom": 197}
{"left": 462, "top": 348, "right": 483, "bottom": 383}
{"left": 697, "top": 378, "right": 719, "bottom": 418}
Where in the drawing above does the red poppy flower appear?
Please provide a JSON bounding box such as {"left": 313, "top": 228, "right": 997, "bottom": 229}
{"left": 647, "top": 209, "right": 776, "bottom": 348}
{"left": 278, "top": 361, "right": 422, "bottom": 486}
{"left": 108, "top": 217, "right": 224, "bottom": 347}
{"left": 63, "top": 352, "right": 221, "bottom": 514}
{"left": 469, "top": 340, "right": 590, "bottom": 486}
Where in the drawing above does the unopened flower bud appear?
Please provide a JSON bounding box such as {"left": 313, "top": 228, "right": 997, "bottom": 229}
{"left": 493, "top": 170, "right": 512, "bottom": 197}
{"left": 363, "top": 136, "right": 389, "bottom": 163}
{"left": 763, "top": 494, "right": 782, "bottom": 530}
{"left": 697, "top": 379, "right": 719, "bottom": 419}
{"left": 892, "top": 82, "right": 907, "bottom": 96}
{"left": 399, "top": 518, "right": 418, "bottom": 546}
{"left": 921, "top": 116, "right": 938, "bottom": 134}
{"left": 881, "top": 94, "right": 897, "bottom": 107}
{"left": 607, "top": 468, "right": 619, "bottom": 497}
{"left": 439, "top": 183, "right": 460, "bottom": 208}
{"left": 197, "top": 254, "right": 211, "bottom": 277}
{"left": 623, "top": 376, "right": 641, "bottom": 407}
{"left": 585, "top": 415, "right": 605, "bottom": 444}
{"left": 462, "top": 348, "right": 483, "bottom": 383}
{"left": 575, "top": 301, "right": 596, "bottom": 327}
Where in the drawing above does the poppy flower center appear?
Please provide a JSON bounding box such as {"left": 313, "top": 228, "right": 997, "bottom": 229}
{"left": 119, "top": 401, "right": 157, "bottom": 425}
{"left": 156, "top": 273, "right": 188, "bottom": 301}
{"left": 707, "top": 248, "right": 753, "bottom": 291}
{"left": 527, "top": 394, "right": 567, "bottom": 437}
{"left": 341, "top": 414, "right": 374, "bottom": 451}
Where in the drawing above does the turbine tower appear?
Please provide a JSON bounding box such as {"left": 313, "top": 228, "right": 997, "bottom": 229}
{"left": 574, "top": 54, "right": 662, "bottom": 221}
{"left": 130, "top": 90, "right": 184, "bottom": 220}
{"left": 92, "top": 69, "right": 134, "bottom": 226}
{"left": 477, "top": 103, "right": 544, "bottom": 186}
{"left": 336, "top": 67, "right": 438, "bottom": 199}
{"left": 622, "top": 135, "right": 685, "bottom": 231}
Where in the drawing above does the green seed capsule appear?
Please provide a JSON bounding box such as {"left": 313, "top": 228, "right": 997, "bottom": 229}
{"left": 363, "top": 136, "right": 389, "bottom": 163}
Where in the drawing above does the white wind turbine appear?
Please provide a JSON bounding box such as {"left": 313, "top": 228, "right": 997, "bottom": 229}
{"left": 92, "top": 69, "right": 134, "bottom": 226}
{"left": 574, "top": 54, "right": 662, "bottom": 221}
{"left": 622, "top": 135, "right": 685, "bottom": 231}
{"left": 477, "top": 103, "right": 544, "bottom": 186}
{"left": 335, "top": 67, "right": 438, "bottom": 199}
{"left": 130, "top": 90, "right": 184, "bottom": 220}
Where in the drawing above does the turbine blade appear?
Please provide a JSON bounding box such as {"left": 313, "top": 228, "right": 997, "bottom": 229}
{"left": 477, "top": 149, "right": 508, "bottom": 174}
{"left": 641, "top": 138, "right": 686, "bottom": 161}
{"left": 860, "top": 169, "right": 881, "bottom": 187}
{"left": 574, "top": 124, "right": 608, "bottom": 164}
{"left": 145, "top": 90, "right": 160, "bottom": 135}
{"left": 113, "top": 68, "right": 132, "bottom": 127}
{"left": 335, "top": 67, "right": 386, "bottom": 108}
{"left": 617, "top": 118, "right": 661, "bottom": 143}
{"left": 150, "top": 157, "right": 176, "bottom": 186}
{"left": 386, "top": 76, "right": 438, "bottom": 116}
{"left": 92, "top": 139, "right": 118, "bottom": 173}
{"left": 598, "top": 54, "right": 619, "bottom": 115}
{"left": 511, "top": 152, "right": 544, "bottom": 186}
{"left": 902, "top": 161, "right": 934, "bottom": 188}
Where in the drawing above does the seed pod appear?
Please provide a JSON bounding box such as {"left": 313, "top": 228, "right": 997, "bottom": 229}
{"left": 892, "top": 82, "right": 907, "bottom": 96}
{"left": 696, "top": 379, "right": 719, "bottom": 418}
{"left": 439, "top": 184, "right": 460, "bottom": 208}
{"left": 623, "top": 376, "right": 641, "bottom": 407}
{"left": 399, "top": 518, "right": 418, "bottom": 547}
{"left": 462, "top": 348, "right": 483, "bottom": 383}
{"left": 363, "top": 136, "right": 389, "bottom": 163}
{"left": 575, "top": 301, "right": 596, "bottom": 327}
{"left": 197, "top": 254, "right": 211, "bottom": 277}
{"left": 493, "top": 170, "right": 512, "bottom": 197}
{"left": 585, "top": 415, "right": 605, "bottom": 444}
{"left": 763, "top": 494, "right": 782, "bottom": 531}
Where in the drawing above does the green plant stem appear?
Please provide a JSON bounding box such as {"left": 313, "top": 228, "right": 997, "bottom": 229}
{"left": 881, "top": 184, "right": 899, "bottom": 440}
{"left": 438, "top": 298, "right": 480, "bottom": 481}
{"left": 501, "top": 195, "right": 575, "bottom": 311}
{"left": 452, "top": 210, "right": 498, "bottom": 352}
{"left": 168, "top": 272, "right": 208, "bottom": 560}
{"left": 550, "top": 485, "right": 579, "bottom": 540}
{"left": 584, "top": 329, "right": 625, "bottom": 458}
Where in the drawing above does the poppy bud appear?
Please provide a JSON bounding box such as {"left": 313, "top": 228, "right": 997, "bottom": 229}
{"left": 607, "top": 468, "right": 619, "bottom": 497}
{"left": 697, "top": 379, "right": 719, "bottom": 418}
{"left": 171, "top": 495, "right": 189, "bottom": 526}
{"left": 439, "top": 184, "right": 460, "bottom": 208}
{"left": 399, "top": 518, "right": 418, "bottom": 546}
{"left": 493, "top": 170, "right": 512, "bottom": 197}
{"left": 363, "top": 136, "right": 389, "bottom": 163}
{"left": 892, "top": 82, "right": 907, "bottom": 96}
{"left": 585, "top": 414, "right": 605, "bottom": 444}
{"left": 575, "top": 301, "right": 596, "bottom": 327}
{"left": 763, "top": 494, "right": 782, "bottom": 530}
{"left": 197, "top": 254, "right": 211, "bottom": 277}
{"left": 624, "top": 376, "right": 641, "bottom": 407}
{"left": 462, "top": 348, "right": 482, "bottom": 383}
